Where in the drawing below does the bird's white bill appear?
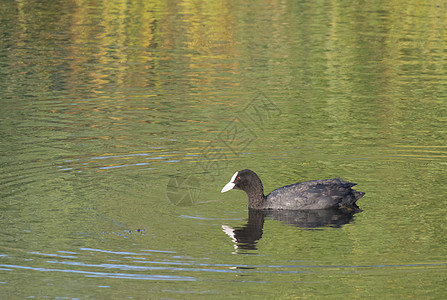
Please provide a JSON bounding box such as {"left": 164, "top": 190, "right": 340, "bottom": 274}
{"left": 221, "top": 182, "right": 235, "bottom": 193}
{"left": 221, "top": 171, "right": 238, "bottom": 193}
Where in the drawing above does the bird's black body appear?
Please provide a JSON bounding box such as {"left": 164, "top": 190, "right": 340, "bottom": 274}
{"left": 221, "top": 169, "right": 364, "bottom": 210}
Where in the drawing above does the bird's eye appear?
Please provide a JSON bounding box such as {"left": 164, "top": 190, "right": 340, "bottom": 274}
{"left": 237, "top": 177, "right": 241, "bottom": 180}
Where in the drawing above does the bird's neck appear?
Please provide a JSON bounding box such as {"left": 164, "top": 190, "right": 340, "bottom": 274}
{"left": 242, "top": 172, "right": 266, "bottom": 209}
{"left": 247, "top": 187, "right": 266, "bottom": 209}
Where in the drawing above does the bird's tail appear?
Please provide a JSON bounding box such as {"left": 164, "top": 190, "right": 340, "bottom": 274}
{"left": 339, "top": 189, "right": 365, "bottom": 212}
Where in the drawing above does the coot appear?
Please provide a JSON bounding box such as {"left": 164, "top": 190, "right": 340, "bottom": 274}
{"left": 221, "top": 169, "right": 364, "bottom": 210}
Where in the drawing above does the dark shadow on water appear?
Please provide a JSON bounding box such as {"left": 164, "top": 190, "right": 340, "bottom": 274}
{"left": 222, "top": 207, "right": 359, "bottom": 252}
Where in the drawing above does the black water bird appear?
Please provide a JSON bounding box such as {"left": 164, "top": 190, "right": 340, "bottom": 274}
{"left": 221, "top": 169, "right": 364, "bottom": 210}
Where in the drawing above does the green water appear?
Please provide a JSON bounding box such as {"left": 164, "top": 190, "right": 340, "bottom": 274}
{"left": 1, "top": 0, "right": 446, "bottom": 299}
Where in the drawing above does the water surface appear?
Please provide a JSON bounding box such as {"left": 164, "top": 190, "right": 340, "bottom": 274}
{"left": 1, "top": 0, "right": 446, "bottom": 298}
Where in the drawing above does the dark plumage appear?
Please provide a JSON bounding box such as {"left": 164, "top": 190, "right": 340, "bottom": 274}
{"left": 221, "top": 169, "right": 364, "bottom": 210}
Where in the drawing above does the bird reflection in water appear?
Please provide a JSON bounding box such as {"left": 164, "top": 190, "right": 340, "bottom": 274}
{"left": 222, "top": 207, "right": 359, "bottom": 252}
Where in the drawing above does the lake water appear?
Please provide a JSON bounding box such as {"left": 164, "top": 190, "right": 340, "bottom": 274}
{"left": 1, "top": 0, "right": 446, "bottom": 299}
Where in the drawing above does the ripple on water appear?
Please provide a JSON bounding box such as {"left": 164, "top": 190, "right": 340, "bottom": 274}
{"left": 2, "top": 248, "right": 446, "bottom": 284}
